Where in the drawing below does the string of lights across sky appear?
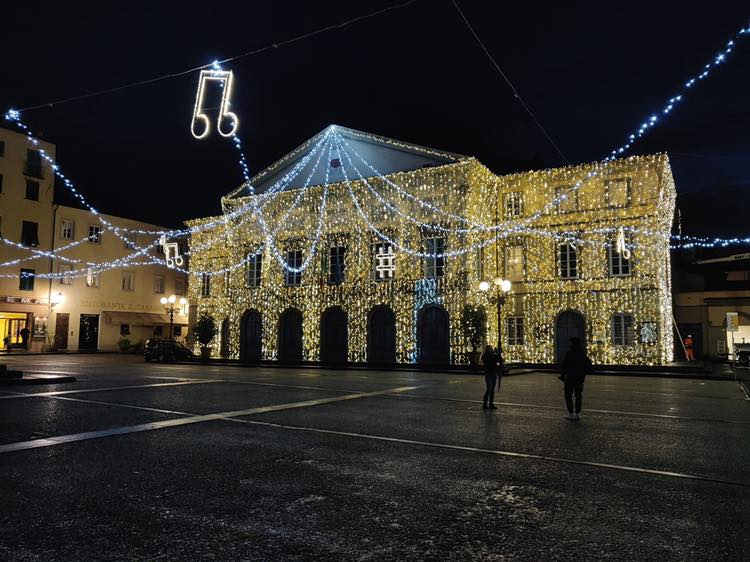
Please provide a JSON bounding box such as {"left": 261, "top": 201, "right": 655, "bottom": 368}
{"left": 2, "top": 19, "right": 749, "bottom": 279}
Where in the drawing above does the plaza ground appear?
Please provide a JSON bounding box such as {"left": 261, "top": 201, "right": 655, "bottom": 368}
{"left": 0, "top": 356, "right": 748, "bottom": 561}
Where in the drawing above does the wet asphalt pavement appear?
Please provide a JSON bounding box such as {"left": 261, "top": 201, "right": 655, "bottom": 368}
{"left": 0, "top": 355, "right": 748, "bottom": 561}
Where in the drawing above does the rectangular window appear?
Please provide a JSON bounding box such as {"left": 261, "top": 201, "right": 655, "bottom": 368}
{"left": 284, "top": 250, "right": 302, "bottom": 286}
{"left": 153, "top": 325, "right": 163, "bottom": 337}
{"left": 88, "top": 225, "right": 101, "bottom": 244}
{"left": 21, "top": 220, "right": 39, "bottom": 247}
{"left": 120, "top": 324, "right": 130, "bottom": 336}
{"left": 424, "top": 236, "right": 445, "bottom": 278}
{"left": 19, "top": 268, "right": 35, "bottom": 291}
{"left": 154, "top": 275, "right": 165, "bottom": 294}
{"left": 612, "top": 313, "right": 634, "bottom": 346}
{"left": 86, "top": 269, "right": 100, "bottom": 288}
{"left": 59, "top": 264, "right": 73, "bottom": 285}
{"left": 558, "top": 243, "right": 578, "bottom": 279}
{"left": 372, "top": 242, "right": 396, "bottom": 281}
{"left": 608, "top": 233, "right": 632, "bottom": 277}
{"left": 507, "top": 317, "right": 524, "bottom": 345}
{"left": 25, "top": 149, "right": 43, "bottom": 178}
{"left": 61, "top": 219, "right": 74, "bottom": 240}
{"left": 0, "top": 173, "right": 4, "bottom": 193}
{"left": 200, "top": 273, "right": 211, "bottom": 297}
{"left": 606, "top": 178, "right": 630, "bottom": 207}
{"left": 122, "top": 271, "right": 134, "bottom": 291}
{"left": 0, "top": 140, "right": 5, "bottom": 157}
{"left": 556, "top": 186, "right": 577, "bottom": 213}
{"left": 505, "top": 192, "right": 523, "bottom": 217}
{"left": 328, "top": 245, "right": 346, "bottom": 284}
{"left": 175, "top": 276, "right": 186, "bottom": 296}
{"left": 506, "top": 245, "right": 524, "bottom": 281}
{"left": 25, "top": 180, "right": 39, "bottom": 201}
{"left": 246, "top": 252, "right": 262, "bottom": 287}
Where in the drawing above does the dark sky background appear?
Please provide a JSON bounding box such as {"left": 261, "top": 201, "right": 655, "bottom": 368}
{"left": 2, "top": 1, "right": 749, "bottom": 235}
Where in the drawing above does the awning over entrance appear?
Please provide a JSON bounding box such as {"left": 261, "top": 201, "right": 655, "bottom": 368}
{"left": 102, "top": 311, "right": 187, "bottom": 326}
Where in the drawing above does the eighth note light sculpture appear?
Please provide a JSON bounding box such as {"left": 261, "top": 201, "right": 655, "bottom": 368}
{"left": 191, "top": 69, "right": 239, "bottom": 139}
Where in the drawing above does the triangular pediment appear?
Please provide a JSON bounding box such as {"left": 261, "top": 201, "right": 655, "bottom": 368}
{"left": 224, "top": 125, "right": 468, "bottom": 199}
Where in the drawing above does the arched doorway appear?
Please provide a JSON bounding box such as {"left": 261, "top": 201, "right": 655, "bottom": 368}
{"left": 320, "top": 306, "right": 348, "bottom": 364}
{"left": 417, "top": 305, "right": 450, "bottom": 365}
{"left": 278, "top": 308, "right": 303, "bottom": 363}
{"left": 240, "top": 309, "right": 262, "bottom": 362}
{"left": 367, "top": 305, "right": 396, "bottom": 364}
{"left": 220, "top": 318, "right": 230, "bottom": 358}
{"left": 555, "top": 310, "right": 586, "bottom": 364}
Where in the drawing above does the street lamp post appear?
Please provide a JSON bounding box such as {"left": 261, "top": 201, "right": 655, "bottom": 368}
{"left": 479, "top": 277, "right": 512, "bottom": 356}
{"left": 160, "top": 294, "right": 188, "bottom": 357}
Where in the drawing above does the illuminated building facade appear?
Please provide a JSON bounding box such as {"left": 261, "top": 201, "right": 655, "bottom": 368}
{"left": 188, "top": 126, "right": 676, "bottom": 365}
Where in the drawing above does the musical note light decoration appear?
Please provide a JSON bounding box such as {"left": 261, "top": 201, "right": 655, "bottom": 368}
{"left": 159, "top": 234, "right": 184, "bottom": 268}
{"left": 190, "top": 68, "right": 239, "bottom": 139}
{"left": 616, "top": 226, "right": 631, "bottom": 259}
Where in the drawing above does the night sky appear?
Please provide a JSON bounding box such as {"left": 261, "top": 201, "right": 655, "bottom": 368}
{"left": 2, "top": 1, "right": 749, "bottom": 235}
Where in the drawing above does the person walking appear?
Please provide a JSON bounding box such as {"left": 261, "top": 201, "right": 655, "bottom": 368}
{"left": 560, "top": 337, "right": 592, "bottom": 420}
{"left": 684, "top": 334, "right": 694, "bottom": 361}
{"left": 481, "top": 344, "right": 498, "bottom": 410}
{"left": 3, "top": 334, "right": 11, "bottom": 354}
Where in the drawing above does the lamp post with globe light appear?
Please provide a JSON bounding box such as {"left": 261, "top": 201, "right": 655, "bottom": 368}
{"left": 479, "top": 277, "right": 512, "bottom": 356}
{"left": 160, "top": 294, "right": 187, "bottom": 356}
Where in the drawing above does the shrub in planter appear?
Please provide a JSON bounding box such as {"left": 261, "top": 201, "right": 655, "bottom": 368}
{"left": 117, "top": 338, "right": 132, "bottom": 353}
{"left": 461, "top": 304, "right": 487, "bottom": 365}
{"left": 193, "top": 315, "right": 217, "bottom": 359}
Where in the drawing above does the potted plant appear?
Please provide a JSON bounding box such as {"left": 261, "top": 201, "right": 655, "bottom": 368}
{"left": 117, "top": 338, "right": 132, "bottom": 353}
{"left": 193, "top": 315, "right": 217, "bottom": 359}
{"left": 461, "top": 304, "right": 487, "bottom": 365}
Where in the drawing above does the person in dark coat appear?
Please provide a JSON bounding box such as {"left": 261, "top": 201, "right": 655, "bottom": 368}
{"left": 20, "top": 327, "right": 30, "bottom": 349}
{"left": 481, "top": 345, "right": 498, "bottom": 409}
{"left": 560, "top": 337, "right": 592, "bottom": 420}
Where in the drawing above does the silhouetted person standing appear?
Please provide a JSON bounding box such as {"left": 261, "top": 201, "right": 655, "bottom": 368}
{"left": 20, "top": 327, "right": 30, "bottom": 349}
{"left": 481, "top": 345, "right": 498, "bottom": 409}
{"left": 561, "top": 337, "right": 592, "bottom": 420}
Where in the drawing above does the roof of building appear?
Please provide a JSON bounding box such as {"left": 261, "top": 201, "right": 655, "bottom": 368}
{"left": 224, "top": 124, "right": 469, "bottom": 199}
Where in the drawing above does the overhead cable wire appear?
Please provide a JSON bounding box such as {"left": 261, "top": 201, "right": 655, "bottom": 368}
{"left": 450, "top": 0, "right": 570, "bottom": 165}
{"left": 15, "top": 0, "right": 420, "bottom": 112}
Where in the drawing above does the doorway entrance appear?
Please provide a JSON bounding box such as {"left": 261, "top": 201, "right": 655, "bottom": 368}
{"left": 0, "top": 312, "right": 28, "bottom": 347}
{"left": 555, "top": 310, "right": 586, "bottom": 364}
{"left": 367, "top": 305, "right": 396, "bottom": 364}
{"left": 78, "top": 314, "right": 100, "bottom": 350}
{"left": 320, "top": 306, "right": 348, "bottom": 364}
{"left": 54, "top": 313, "right": 69, "bottom": 350}
{"left": 278, "top": 308, "right": 303, "bottom": 363}
{"left": 220, "top": 318, "right": 230, "bottom": 358}
{"left": 417, "top": 305, "right": 450, "bottom": 365}
{"left": 240, "top": 309, "right": 262, "bottom": 362}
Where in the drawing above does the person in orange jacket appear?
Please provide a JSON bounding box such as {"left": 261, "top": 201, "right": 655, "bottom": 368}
{"left": 684, "top": 335, "right": 694, "bottom": 361}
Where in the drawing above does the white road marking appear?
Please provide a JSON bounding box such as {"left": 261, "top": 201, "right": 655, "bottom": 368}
{"left": 40, "top": 394, "right": 194, "bottom": 416}
{"left": 228, "top": 418, "right": 750, "bottom": 488}
{"left": 0, "top": 380, "right": 221, "bottom": 400}
{"left": 24, "top": 370, "right": 79, "bottom": 375}
{"left": 389, "top": 393, "right": 750, "bottom": 425}
{"left": 0, "top": 386, "right": 419, "bottom": 454}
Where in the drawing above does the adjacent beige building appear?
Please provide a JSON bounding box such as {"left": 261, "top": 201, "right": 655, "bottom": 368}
{"left": 0, "top": 125, "right": 188, "bottom": 352}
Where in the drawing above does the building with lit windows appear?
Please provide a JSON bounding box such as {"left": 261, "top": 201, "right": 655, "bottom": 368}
{"left": 187, "top": 126, "right": 676, "bottom": 365}
{"left": 0, "top": 126, "right": 188, "bottom": 352}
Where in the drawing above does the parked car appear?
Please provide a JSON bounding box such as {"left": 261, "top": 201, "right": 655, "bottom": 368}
{"left": 144, "top": 338, "right": 194, "bottom": 362}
